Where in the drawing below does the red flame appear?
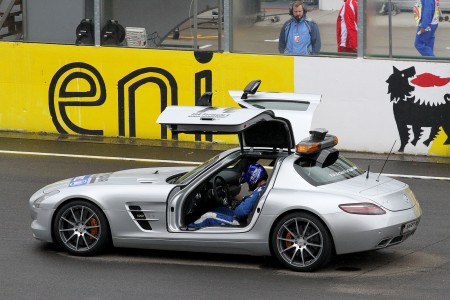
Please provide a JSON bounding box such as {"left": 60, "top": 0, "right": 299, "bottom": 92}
{"left": 411, "top": 73, "right": 450, "bottom": 87}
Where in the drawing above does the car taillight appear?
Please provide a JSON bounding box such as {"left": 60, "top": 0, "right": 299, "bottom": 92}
{"left": 339, "top": 203, "right": 386, "bottom": 215}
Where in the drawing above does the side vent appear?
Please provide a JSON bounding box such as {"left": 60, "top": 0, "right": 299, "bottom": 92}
{"left": 128, "top": 205, "right": 153, "bottom": 230}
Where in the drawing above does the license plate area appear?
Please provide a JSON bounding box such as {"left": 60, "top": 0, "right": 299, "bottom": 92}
{"left": 401, "top": 220, "right": 419, "bottom": 235}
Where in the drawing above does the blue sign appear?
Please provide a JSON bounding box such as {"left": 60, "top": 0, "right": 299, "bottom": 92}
{"left": 69, "top": 175, "right": 91, "bottom": 187}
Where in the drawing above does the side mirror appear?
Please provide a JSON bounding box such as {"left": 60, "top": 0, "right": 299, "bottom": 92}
{"left": 241, "top": 80, "right": 261, "bottom": 99}
{"left": 197, "top": 92, "right": 212, "bottom": 106}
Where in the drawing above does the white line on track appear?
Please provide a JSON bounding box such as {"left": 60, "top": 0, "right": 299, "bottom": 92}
{"left": 0, "top": 149, "right": 201, "bottom": 165}
{"left": 384, "top": 173, "right": 450, "bottom": 181}
{"left": 1, "top": 149, "right": 449, "bottom": 181}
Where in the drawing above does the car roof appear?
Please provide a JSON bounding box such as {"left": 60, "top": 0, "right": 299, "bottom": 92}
{"left": 157, "top": 106, "right": 296, "bottom": 150}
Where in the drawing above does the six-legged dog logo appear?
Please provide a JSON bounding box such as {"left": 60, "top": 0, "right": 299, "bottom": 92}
{"left": 386, "top": 66, "right": 450, "bottom": 152}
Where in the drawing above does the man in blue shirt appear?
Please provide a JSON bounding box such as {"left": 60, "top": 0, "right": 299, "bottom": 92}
{"left": 279, "top": 1, "right": 321, "bottom": 55}
{"left": 188, "top": 163, "right": 268, "bottom": 228}
{"left": 414, "top": 0, "right": 440, "bottom": 56}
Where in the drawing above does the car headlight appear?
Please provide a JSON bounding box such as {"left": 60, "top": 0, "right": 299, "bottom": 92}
{"left": 33, "top": 190, "right": 60, "bottom": 208}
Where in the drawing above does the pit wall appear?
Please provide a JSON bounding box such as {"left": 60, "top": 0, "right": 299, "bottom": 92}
{"left": 0, "top": 42, "right": 449, "bottom": 156}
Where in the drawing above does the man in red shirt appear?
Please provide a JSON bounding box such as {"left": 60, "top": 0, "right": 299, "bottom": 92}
{"left": 336, "top": 0, "right": 358, "bottom": 53}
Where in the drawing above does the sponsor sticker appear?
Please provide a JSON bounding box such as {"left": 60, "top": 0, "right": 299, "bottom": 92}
{"left": 69, "top": 175, "right": 91, "bottom": 187}
{"left": 188, "top": 107, "right": 235, "bottom": 120}
{"left": 329, "top": 166, "right": 358, "bottom": 177}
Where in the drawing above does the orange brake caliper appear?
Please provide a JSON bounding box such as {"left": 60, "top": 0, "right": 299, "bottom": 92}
{"left": 285, "top": 232, "right": 293, "bottom": 248}
{"left": 89, "top": 217, "right": 98, "bottom": 239}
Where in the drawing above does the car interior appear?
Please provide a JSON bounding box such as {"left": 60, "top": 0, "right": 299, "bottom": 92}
{"left": 182, "top": 153, "right": 280, "bottom": 229}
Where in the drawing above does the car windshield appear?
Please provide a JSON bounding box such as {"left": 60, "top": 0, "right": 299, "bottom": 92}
{"left": 294, "top": 156, "right": 364, "bottom": 186}
{"left": 173, "top": 154, "right": 221, "bottom": 185}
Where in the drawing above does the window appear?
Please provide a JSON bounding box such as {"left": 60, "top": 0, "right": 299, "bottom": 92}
{"left": 294, "top": 156, "right": 364, "bottom": 186}
{"left": 365, "top": 0, "right": 450, "bottom": 59}
{"left": 2, "top": 0, "right": 448, "bottom": 61}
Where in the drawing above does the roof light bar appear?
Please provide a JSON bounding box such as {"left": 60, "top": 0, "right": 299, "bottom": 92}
{"left": 296, "top": 143, "right": 321, "bottom": 154}
{"left": 295, "top": 128, "right": 338, "bottom": 155}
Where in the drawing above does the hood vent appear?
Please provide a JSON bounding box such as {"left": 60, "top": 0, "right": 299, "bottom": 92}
{"left": 137, "top": 178, "right": 155, "bottom": 183}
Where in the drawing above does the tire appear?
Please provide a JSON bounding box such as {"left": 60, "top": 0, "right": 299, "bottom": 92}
{"left": 271, "top": 212, "right": 332, "bottom": 272}
{"left": 53, "top": 200, "right": 111, "bottom": 255}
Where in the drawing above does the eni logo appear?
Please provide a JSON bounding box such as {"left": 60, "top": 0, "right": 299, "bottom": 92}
{"left": 48, "top": 52, "right": 214, "bottom": 140}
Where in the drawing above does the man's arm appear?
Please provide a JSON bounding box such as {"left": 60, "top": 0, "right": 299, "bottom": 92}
{"left": 420, "top": 0, "right": 435, "bottom": 29}
{"left": 310, "top": 21, "right": 321, "bottom": 54}
{"left": 278, "top": 21, "right": 288, "bottom": 53}
{"left": 233, "top": 188, "right": 262, "bottom": 219}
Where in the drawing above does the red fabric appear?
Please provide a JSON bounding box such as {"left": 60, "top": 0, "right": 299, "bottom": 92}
{"left": 336, "top": 0, "right": 358, "bottom": 52}
{"left": 338, "top": 46, "right": 357, "bottom": 53}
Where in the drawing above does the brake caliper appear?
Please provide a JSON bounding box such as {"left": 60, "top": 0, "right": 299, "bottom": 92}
{"left": 89, "top": 217, "right": 98, "bottom": 239}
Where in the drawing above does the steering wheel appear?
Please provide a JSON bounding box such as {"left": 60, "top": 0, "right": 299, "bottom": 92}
{"left": 212, "top": 176, "right": 230, "bottom": 207}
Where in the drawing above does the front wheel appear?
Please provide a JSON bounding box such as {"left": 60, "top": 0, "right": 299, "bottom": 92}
{"left": 271, "top": 212, "right": 332, "bottom": 272}
{"left": 53, "top": 200, "right": 111, "bottom": 255}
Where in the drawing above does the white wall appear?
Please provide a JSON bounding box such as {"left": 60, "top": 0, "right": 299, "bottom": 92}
{"left": 294, "top": 56, "right": 450, "bottom": 156}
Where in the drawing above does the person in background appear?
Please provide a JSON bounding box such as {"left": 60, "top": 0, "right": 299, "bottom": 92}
{"left": 279, "top": 0, "right": 321, "bottom": 55}
{"left": 414, "top": 0, "right": 440, "bottom": 56}
{"left": 336, "top": 0, "right": 358, "bottom": 53}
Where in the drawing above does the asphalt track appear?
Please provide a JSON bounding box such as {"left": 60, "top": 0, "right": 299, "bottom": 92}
{"left": 0, "top": 134, "right": 449, "bottom": 299}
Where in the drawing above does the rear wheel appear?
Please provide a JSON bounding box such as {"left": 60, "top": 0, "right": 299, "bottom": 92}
{"left": 53, "top": 200, "right": 110, "bottom": 255}
{"left": 271, "top": 212, "right": 332, "bottom": 272}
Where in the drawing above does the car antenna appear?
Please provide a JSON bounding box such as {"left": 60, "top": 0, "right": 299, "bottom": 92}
{"left": 377, "top": 140, "right": 396, "bottom": 182}
{"left": 366, "top": 165, "right": 370, "bottom": 179}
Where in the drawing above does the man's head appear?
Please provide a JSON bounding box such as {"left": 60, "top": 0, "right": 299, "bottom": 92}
{"left": 291, "top": 1, "right": 305, "bottom": 21}
{"left": 242, "top": 163, "right": 268, "bottom": 191}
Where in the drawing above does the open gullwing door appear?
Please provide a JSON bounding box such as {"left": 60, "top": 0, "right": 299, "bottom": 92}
{"left": 157, "top": 106, "right": 296, "bottom": 150}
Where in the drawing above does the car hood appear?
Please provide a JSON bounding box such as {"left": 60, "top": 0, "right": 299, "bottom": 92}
{"left": 43, "top": 167, "right": 192, "bottom": 193}
{"left": 319, "top": 174, "right": 418, "bottom": 211}
{"left": 110, "top": 167, "right": 192, "bottom": 184}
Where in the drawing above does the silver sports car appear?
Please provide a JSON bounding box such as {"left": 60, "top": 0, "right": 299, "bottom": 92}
{"left": 29, "top": 85, "right": 421, "bottom": 272}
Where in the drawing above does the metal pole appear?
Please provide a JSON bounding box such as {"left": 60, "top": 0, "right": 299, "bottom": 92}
{"left": 357, "top": 0, "right": 365, "bottom": 58}
{"left": 218, "top": 0, "right": 223, "bottom": 51}
{"left": 223, "top": 0, "right": 231, "bottom": 52}
{"left": 94, "top": 0, "right": 101, "bottom": 46}
{"left": 388, "top": 0, "right": 393, "bottom": 57}
{"left": 22, "top": 0, "right": 28, "bottom": 40}
{"left": 193, "top": 0, "right": 198, "bottom": 50}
